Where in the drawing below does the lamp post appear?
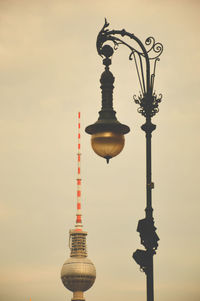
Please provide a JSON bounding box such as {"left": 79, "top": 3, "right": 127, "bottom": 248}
{"left": 85, "top": 19, "right": 163, "bottom": 301}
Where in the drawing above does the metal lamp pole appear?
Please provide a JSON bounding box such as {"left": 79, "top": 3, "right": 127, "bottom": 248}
{"left": 85, "top": 19, "right": 163, "bottom": 301}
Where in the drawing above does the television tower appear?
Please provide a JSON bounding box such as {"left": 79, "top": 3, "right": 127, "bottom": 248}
{"left": 61, "top": 112, "right": 96, "bottom": 301}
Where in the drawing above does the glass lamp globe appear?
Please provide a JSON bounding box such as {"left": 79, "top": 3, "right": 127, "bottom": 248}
{"left": 91, "top": 131, "right": 125, "bottom": 163}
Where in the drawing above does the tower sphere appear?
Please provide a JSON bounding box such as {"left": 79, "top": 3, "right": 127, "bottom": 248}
{"left": 61, "top": 257, "right": 96, "bottom": 292}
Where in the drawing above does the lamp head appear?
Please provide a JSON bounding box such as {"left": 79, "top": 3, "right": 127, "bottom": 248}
{"left": 85, "top": 118, "right": 129, "bottom": 163}
{"left": 85, "top": 44, "right": 130, "bottom": 163}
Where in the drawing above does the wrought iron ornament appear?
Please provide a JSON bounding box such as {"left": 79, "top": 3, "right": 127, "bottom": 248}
{"left": 96, "top": 19, "right": 163, "bottom": 118}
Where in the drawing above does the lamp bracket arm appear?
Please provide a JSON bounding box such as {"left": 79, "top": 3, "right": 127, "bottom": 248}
{"left": 96, "top": 19, "right": 163, "bottom": 96}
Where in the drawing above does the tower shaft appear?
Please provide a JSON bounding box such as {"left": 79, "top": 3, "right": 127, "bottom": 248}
{"left": 70, "top": 229, "right": 87, "bottom": 257}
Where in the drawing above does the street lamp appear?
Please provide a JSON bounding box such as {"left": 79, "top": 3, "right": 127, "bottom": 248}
{"left": 85, "top": 19, "right": 163, "bottom": 301}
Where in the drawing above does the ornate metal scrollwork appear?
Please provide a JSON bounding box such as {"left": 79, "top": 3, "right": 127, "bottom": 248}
{"left": 145, "top": 36, "right": 163, "bottom": 60}
{"left": 133, "top": 93, "right": 163, "bottom": 118}
{"left": 96, "top": 19, "right": 163, "bottom": 118}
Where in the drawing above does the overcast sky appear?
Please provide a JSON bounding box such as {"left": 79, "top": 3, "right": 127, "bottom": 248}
{"left": 0, "top": 1, "right": 200, "bottom": 301}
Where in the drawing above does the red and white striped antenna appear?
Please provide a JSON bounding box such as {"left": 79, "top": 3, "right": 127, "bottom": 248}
{"left": 75, "top": 112, "right": 83, "bottom": 231}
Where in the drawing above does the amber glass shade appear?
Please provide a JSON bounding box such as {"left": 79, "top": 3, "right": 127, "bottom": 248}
{"left": 91, "top": 131, "right": 125, "bottom": 163}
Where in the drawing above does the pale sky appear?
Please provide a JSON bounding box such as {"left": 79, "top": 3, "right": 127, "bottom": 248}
{"left": 0, "top": 1, "right": 200, "bottom": 301}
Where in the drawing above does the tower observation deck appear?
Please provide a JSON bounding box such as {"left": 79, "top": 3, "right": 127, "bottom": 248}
{"left": 61, "top": 112, "right": 96, "bottom": 301}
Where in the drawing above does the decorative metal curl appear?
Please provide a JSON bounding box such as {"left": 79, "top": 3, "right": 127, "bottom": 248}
{"left": 97, "top": 19, "right": 115, "bottom": 57}
{"left": 134, "top": 93, "right": 163, "bottom": 117}
{"left": 145, "top": 37, "right": 163, "bottom": 60}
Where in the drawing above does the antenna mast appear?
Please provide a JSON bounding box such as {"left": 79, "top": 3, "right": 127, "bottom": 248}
{"left": 75, "top": 111, "right": 83, "bottom": 231}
